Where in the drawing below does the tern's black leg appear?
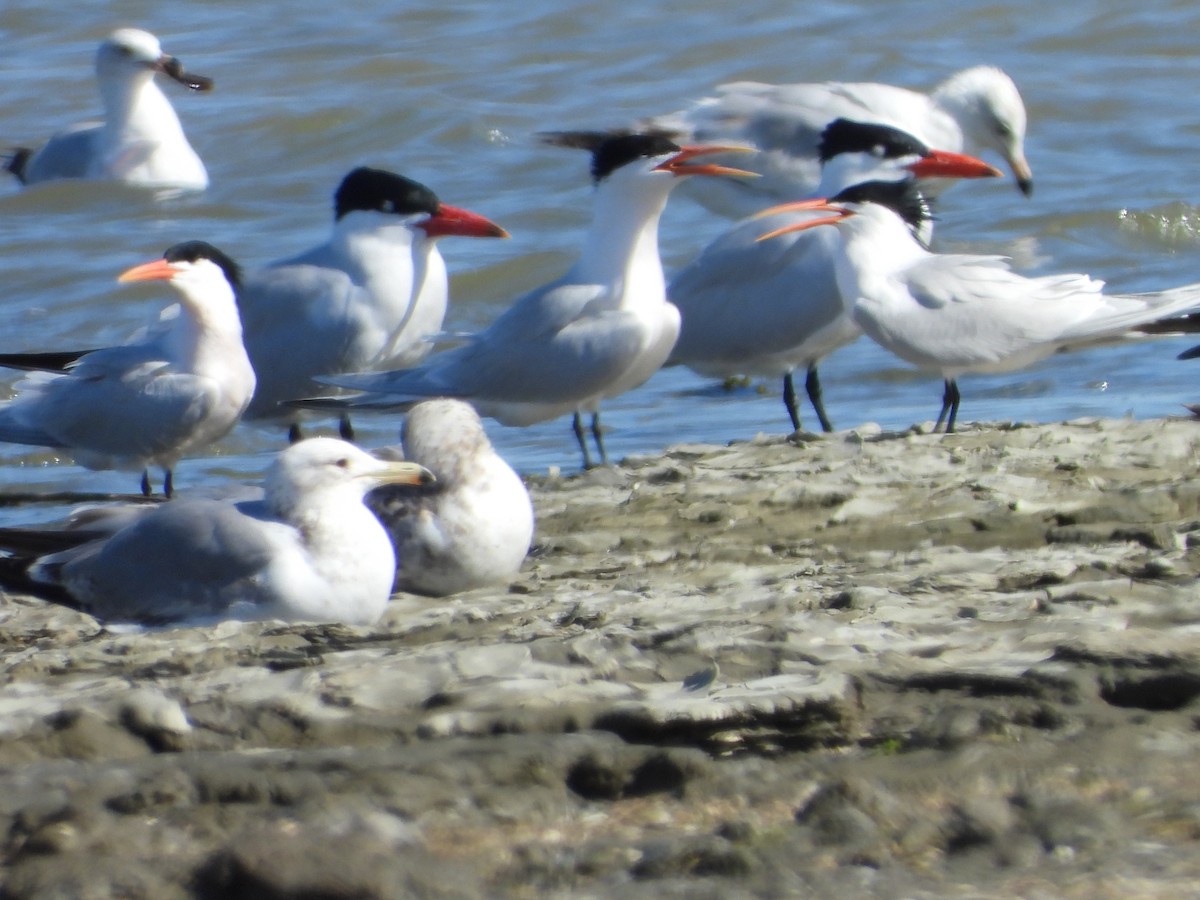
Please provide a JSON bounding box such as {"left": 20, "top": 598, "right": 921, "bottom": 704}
{"left": 934, "top": 379, "right": 961, "bottom": 433}
{"left": 572, "top": 412, "right": 594, "bottom": 470}
{"left": 944, "top": 379, "right": 961, "bottom": 434}
{"left": 782, "top": 372, "right": 802, "bottom": 432}
{"left": 288, "top": 422, "right": 303, "bottom": 444}
{"left": 806, "top": 364, "right": 834, "bottom": 433}
{"left": 339, "top": 414, "right": 355, "bottom": 442}
{"left": 140, "top": 469, "right": 152, "bottom": 497}
{"left": 163, "top": 469, "right": 174, "bottom": 499}
{"left": 591, "top": 412, "right": 609, "bottom": 467}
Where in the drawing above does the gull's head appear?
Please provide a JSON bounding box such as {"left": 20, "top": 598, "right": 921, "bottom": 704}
{"left": 118, "top": 241, "right": 241, "bottom": 311}
{"left": 265, "top": 438, "right": 436, "bottom": 512}
{"left": 401, "top": 399, "right": 494, "bottom": 484}
{"left": 817, "top": 118, "right": 1002, "bottom": 195}
{"left": 333, "top": 167, "right": 509, "bottom": 240}
{"left": 933, "top": 66, "right": 1031, "bottom": 197}
{"left": 97, "top": 28, "right": 213, "bottom": 93}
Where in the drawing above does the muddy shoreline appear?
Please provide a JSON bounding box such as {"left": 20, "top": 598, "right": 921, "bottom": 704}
{"left": 3, "top": 417, "right": 1200, "bottom": 897}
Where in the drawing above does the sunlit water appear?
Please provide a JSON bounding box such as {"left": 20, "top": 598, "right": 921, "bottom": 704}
{"left": 2, "top": 1, "right": 1200, "bottom": 524}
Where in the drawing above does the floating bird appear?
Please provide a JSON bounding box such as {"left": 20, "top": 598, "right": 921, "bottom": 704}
{"left": 644, "top": 66, "right": 1031, "bottom": 218}
{"left": 296, "top": 132, "right": 755, "bottom": 468}
{"left": 236, "top": 166, "right": 508, "bottom": 442}
{"left": 367, "top": 399, "right": 533, "bottom": 596}
{"left": 0, "top": 241, "right": 255, "bottom": 496}
{"left": 668, "top": 119, "right": 1001, "bottom": 432}
{"left": 0, "top": 438, "right": 434, "bottom": 626}
{"left": 756, "top": 181, "right": 1200, "bottom": 432}
{"left": 6, "top": 28, "right": 212, "bottom": 192}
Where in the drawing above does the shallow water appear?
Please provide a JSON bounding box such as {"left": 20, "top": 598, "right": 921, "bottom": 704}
{"left": 2, "top": 1, "right": 1200, "bottom": 518}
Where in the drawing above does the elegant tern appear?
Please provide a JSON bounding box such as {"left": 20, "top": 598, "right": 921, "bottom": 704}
{"left": 645, "top": 66, "right": 1031, "bottom": 219}
{"left": 758, "top": 181, "right": 1200, "bottom": 432}
{"left": 297, "top": 132, "right": 756, "bottom": 468}
{"left": 0, "top": 242, "right": 255, "bottom": 496}
{"left": 668, "top": 118, "right": 1001, "bottom": 432}
{"left": 6, "top": 28, "right": 212, "bottom": 193}
{"left": 367, "top": 399, "right": 533, "bottom": 596}
{"left": 236, "top": 166, "right": 508, "bottom": 441}
{"left": 0, "top": 439, "right": 434, "bottom": 626}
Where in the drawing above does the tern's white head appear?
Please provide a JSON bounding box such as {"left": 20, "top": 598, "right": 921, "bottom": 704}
{"left": 332, "top": 167, "right": 508, "bottom": 241}
{"left": 816, "top": 118, "right": 1003, "bottom": 198}
{"left": 117, "top": 240, "right": 242, "bottom": 318}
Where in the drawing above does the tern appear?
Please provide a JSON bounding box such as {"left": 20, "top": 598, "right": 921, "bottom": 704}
{"left": 668, "top": 118, "right": 1002, "bottom": 432}
{"left": 236, "top": 167, "right": 508, "bottom": 442}
{"left": 645, "top": 66, "right": 1031, "bottom": 219}
{"left": 296, "top": 132, "right": 756, "bottom": 468}
{"left": 757, "top": 181, "right": 1200, "bottom": 432}
{"left": 0, "top": 439, "right": 434, "bottom": 626}
{"left": 6, "top": 28, "right": 213, "bottom": 193}
{"left": 0, "top": 242, "right": 255, "bottom": 496}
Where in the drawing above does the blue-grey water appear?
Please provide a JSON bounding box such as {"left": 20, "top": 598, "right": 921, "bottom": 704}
{"left": 2, "top": 1, "right": 1200, "bottom": 521}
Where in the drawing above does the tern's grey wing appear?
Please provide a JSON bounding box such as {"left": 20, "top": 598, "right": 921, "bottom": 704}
{"left": 324, "top": 279, "right": 646, "bottom": 405}
{"left": 39, "top": 498, "right": 297, "bottom": 624}
{"left": 14, "top": 362, "right": 225, "bottom": 460}
{"left": 670, "top": 218, "right": 848, "bottom": 366}
{"left": 238, "top": 264, "right": 373, "bottom": 415}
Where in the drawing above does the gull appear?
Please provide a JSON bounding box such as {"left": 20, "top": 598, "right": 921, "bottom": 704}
{"left": 0, "top": 241, "right": 255, "bottom": 496}
{"left": 756, "top": 181, "right": 1200, "bottom": 432}
{"left": 0, "top": 438, "right": 434, "bottom": 626}
{"left": 6, "top": 28, "right": 213, "bottom": 193}
{"left": 297, "top": 132, "right": 755, "bottom": 468}
{"left": 668, "top": 118, "right": 1002, "bottom": 432}
{"left": 644, "top": 66, "right": 1031, "bottom": 219}
{"left": 367, "top": 399, "right": 533, "bottom": 596}
{"left": 236, "top": 166, "right": 508, "bottom": 442}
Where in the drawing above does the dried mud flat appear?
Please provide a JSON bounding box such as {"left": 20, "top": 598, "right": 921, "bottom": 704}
{"left": 4, "top": 417, "right": 1200, "bottom": 898}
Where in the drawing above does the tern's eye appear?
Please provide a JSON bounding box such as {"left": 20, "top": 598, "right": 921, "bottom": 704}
{"left": 334, "top": 458, "right": 350, "bottom": 469}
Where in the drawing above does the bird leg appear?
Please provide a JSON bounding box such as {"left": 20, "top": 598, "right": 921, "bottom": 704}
{"left": 782, "top": 372, "right": 802, "bottom": 432}
{"left": 163, "top": 469, "right": 174, "bottom": 499}
{"left": 572, "top": 412, "right": 594, "bottom": 470}
{"left": 591, "top": 412, "right": 609, "bottom": 467}
{"left": 140, "top": 469, "right": 152, "bottom": 497}
{"left": 934, "top": 379, "right": 961, "bottom": 433}
{"left": 339, "top": 414, "right": 355, "bottom": 442}
{"left": 805, "top": 364, "right": 834, "bottom": 433}
{"left": 287, "top": 422, "right": 303, "bottom": 444}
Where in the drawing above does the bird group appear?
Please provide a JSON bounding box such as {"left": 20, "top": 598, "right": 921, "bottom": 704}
{"left": 2, "top": 27, "right": 1198, "bottom": 627}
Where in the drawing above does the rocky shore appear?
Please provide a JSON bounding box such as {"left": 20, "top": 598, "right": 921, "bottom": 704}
{"left": 3, "top": 416, "right": 1200, "bottom": 897}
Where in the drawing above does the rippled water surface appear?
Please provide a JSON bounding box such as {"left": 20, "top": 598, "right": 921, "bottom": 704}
{"left": 2, "top": 1, "right": 1200, "bottom": 516}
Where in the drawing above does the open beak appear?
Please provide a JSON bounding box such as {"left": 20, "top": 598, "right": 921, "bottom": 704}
{"left": 653, "top": 145, "right": 759, "bottom": 178}
{"left": 751, "top": 198, "right": 856, "bottom": 241}
{"left": 906, "top": 149, "right": 1003, "bottom": 180}
{"left": 366, "top": 460, "right": 437, "bottom": 488}
{"left": 157, "top": 55, "right": 214, "bottom": 92}
{"left": 419, "top": 203, "right": 510, "bottom": 239}
{"left": 118, "top": 258, "right": 180, "bottom": 283}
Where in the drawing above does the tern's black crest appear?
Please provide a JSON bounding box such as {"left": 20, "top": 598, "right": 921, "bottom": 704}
{"left": 540, "top": 130, "right": 682, "bottom": 183}
{"left": 831, "top": 180, "right": 933, "bottom": 232}
{"left": 818, "top": 119, "right": 930, "bottom": 164}
{"left": 334, "top": 167, "right": 440, "bottom": 221}
{"left": 162, "top": 241, "right": 242, "bottom": 290}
